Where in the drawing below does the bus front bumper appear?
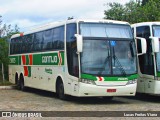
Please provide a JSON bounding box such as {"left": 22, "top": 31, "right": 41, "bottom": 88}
{"left": 77, "top": 83, "right": 137, "bottom": 97}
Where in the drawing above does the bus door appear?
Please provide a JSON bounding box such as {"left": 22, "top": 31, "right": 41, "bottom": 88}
{"left": 136, "top": 26, "right": 155, "bottom": 93}
{"left": 66, "top": 23, "right": 79, "bottom": 95}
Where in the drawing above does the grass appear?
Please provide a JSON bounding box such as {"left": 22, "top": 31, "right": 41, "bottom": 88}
{"left": 0, "top": 80, "right": 14, "bottom": 86}
{"left": 0, "top": 74, "right": 13, "bottom": 86}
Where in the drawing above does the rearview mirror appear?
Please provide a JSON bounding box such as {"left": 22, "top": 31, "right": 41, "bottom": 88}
{"left": 75, "top": 34, "right": 83, "bottom": 53}
{"left": 150, "top": 37, "right": 159, "bottom": 53}
{"left": 135, "top": 37, "right": 147, "bottom": 55}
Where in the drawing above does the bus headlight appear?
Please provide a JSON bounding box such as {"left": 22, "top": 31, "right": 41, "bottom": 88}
{"left": 80, "top": 79, "right": 96, "bottom": 85}
{"left": 126, "top": 79, "right": 137, "bottom": 85}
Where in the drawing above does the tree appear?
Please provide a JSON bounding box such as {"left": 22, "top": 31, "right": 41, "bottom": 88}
{"left": 141, "top": 0, "right": 160, "bottom": 21}
{"left": 104, "top": 0, "right": 160, "bottom": 24}
{"left": 142, "top": 0, "right": 149, "bottom": 6}
{"left": 0, "top": 37, "right": 9, "bottom": 80}
{"left": 104, "top": 3, "right": 125, "bottom": 21}
{"left": 0, "top": 16, "right": 19, "bottom": 81}
{"left": 0, "top": 16, "right": 19, "bottom": 38}
{"left": 104, "top": 0, "right": 140, "bottom": 24}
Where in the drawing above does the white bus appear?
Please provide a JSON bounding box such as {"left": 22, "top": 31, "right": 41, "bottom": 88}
{"left": 132, "top": 22, "right": 160, "bottom": 95}
{"left": 9, "top": 19, "right": 145, "bottom": 100}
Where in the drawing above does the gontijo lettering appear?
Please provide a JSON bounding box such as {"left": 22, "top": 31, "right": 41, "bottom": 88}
{"left": 42, "top": 56, "right": 57, "bottom": 64}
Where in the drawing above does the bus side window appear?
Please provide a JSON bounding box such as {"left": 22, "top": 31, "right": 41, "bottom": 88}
{"left": 10, "top": 39, "right": 15, "bottom": 54}
{"left": 52, "top": 26, "right": 64, "bottom": 50}
{"left": 15, "top": 38, "right": 21, "bottom": 54}
{"left": 43, "top": 29, "right": 53, "bottom": 50}
{"left": 21, "top": 36, "right": 27, "bottom": 53}
{"left": 34, "top": 32, "right": 43, "bottom": 51}
{"left": 27, "top": 34, "right": 34, "bottom": 52}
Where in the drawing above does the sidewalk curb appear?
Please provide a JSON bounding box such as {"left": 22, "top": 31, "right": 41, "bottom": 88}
{"left": 0, "top": 85, "right": 16, "bottom": 90}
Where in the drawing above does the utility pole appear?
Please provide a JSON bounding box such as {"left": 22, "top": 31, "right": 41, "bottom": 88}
{"left": 2, "top": 63, "right": 4, "bottom": 83}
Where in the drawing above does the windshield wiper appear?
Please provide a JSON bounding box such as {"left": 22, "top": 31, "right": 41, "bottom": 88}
{"left": 113, "top": 55, "right": 127, "bottom": 76}
{"left": 112, "top": 47, "right": 127, "bottom": 76}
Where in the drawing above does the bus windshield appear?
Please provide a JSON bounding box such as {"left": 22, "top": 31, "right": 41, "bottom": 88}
{"left": 153, "top": 25, "right": 160, "bottom": 72}
{"left": 80, "top": 23, "right": 136, "bottom": 76}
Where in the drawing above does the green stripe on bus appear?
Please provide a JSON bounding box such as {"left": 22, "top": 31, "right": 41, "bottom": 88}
{"left": 18, "top": 56, "right": 21, "bottom": 65}
{"left": 9, "top": 56, "right": 19, "bottom": 65}
{"left": 81, "top": 74, "right": 138, "bottom": 81}
{"left": 26, "top": 55, "right": 29, "bottom": 65}
{"left": 157, "top": 72, "right": 160, "bottom": 77}
{"left": 33, "top": 54, "right": 42, "bottom": 65}
{"left": 61, "top": 52, "right": 64, "bottom": 65}
{"left": 9, "top": 51, "right": 64, "bottom": 66}
{"left": 81, "top": 74, "right": 97, "bottom": 81}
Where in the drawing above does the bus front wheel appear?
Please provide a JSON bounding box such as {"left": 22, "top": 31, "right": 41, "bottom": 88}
{"left": 56, "top": 79, "right": 67, "bottom": 100}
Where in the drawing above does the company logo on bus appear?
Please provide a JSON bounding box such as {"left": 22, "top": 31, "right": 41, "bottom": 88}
{"left": 118, "top": 78, "right": 128, "bottom": 81}
{"left": 42, "top": 56, "right": 58, "bottom": 64}
{"left": 9, "top": 58, "right": 16, "bottom": 64}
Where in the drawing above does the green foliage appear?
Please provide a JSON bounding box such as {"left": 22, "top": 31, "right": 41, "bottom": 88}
{"left": 0, "top": 37, "right": 9, "bottom": 81}
{"left": 104, "top": 3, "right": 125, "bottom": 21}
{"left": 141, "top": 0, "right": 160, "bottom": 21}
{"left": 0, "top": 16, "right": 19, "bottom": 81}
{"left": 0, "top": 80, "right": 13, "bottom": 86}
{"left": 0, "top": 37, "right": 9, "bottom": 65}
{"left": 142, "top": 0, "right": 149, "bottom": 6}
{"left": 104, "top": 0, "right": 160, "bottom": 24}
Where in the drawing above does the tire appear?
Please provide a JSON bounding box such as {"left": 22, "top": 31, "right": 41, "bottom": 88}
{"left": 15, "top": 74, "right": 19, "bottom": 89}
{"left": 57, "top": 80, "right": 67, "bottom": 100}
{"left": 15, "top": 74, "right": 18, "bottom": 85}
{"left": 19, "top": 75, "right": 25, "bottom": 91}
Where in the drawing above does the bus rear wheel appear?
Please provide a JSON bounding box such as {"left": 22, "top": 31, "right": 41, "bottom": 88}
{"left": 19, "top": 75, "right": 25, "bottom": 91}
{"left": 15, "top": 74, "right": 19, "bottom": 88}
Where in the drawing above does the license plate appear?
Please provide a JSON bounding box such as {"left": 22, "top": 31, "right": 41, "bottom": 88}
{"left": 107, "top": 89, "right": 116, "bottom": 92}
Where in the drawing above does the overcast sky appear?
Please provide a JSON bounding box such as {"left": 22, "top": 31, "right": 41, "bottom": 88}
{"left": 0, "top": 0, "right": 131, "bottom": 32}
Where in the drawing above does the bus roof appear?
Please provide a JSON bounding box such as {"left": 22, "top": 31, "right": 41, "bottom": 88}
{"left": 11, "top": 19, "right": 130, "bottom": 39}
{"left": 131, "top": 22, "right": 160, "bottom": 28}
